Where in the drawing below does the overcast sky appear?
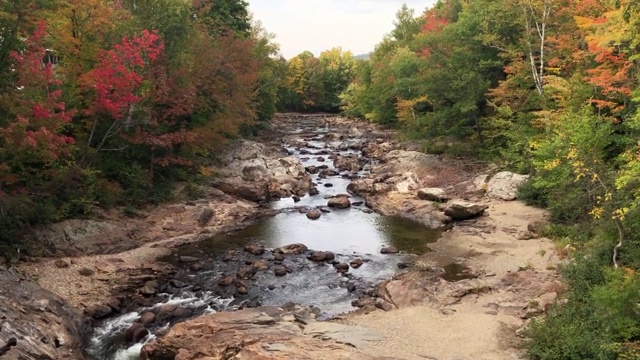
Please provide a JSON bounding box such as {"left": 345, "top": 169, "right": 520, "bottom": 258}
{"left": 248, "top": 0, "right": 437, "bottom": 59}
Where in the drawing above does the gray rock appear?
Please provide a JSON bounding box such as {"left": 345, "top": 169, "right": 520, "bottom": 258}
{"left": 333, "top": 155, "right": 363, "bottom": 172}
{"left": 308, "top": 251, "right": 335, "bottom": 262}
{"left": 106, "top": 297, "right": 121, "bottom": 310}
{"left": 244, "top": 244, "right": 265, "bottom": 256}
{"left": 139, "top": 285, "right": 158, "bottom": 297}
{"left": 327, "top": 196, "right": 351, "bottom": 209}
{"left": 253, "top": 259, "right": 270, "bottom": 271}
{"left": 303, "top": 321, "right": 386, "bottom": 349}
{"left": 417, "top": 188, "right": 449, "bottom": 202}
{"left": 306, "top": 209, "right": 322, "bottom": 220}
{"left": 481, "top": 172, "right": 530, "bottom": 201}
{"left": 274, "top": 243, "right": 308, "bottom": 255}
{"left": 154, "top": 304, "right": 192, "bottom": 324}
{"left": 274, "top": 265, "right": 287, "bottom": 276}
{"left": 444, "top": 201, "right": 488, "bottom": 220}
{"left": 350, "top": 258, "right": 364, "bottom": 269}
{"left": 237, "top": 286, "right": 248, "bottom": 295}
{"left": 20, "top": 219, "right": 138, "bottom": 257}
{"left": 125, "top": 323, "right": 149, "bottom": 343}
{"left": 197, "top": 208, "right": 214, "bottom": 226}
{"left": 179, "top": 256, "right": 200, "bottom": 263}
{"left": 237, "top": 265, "right": 257, "bottom": 279}
{"left": 77, "top": 267, "right": 94, "bottom": 276}
{"left": 375, "top": 298, "right": 394, "bottom": 312}
{"left": 334, "top": 263, "right": 349, "bottom": 273}
{"left": 212, "top": 180, "right": 269, "bottom": 202}
{"left": 0, "top": 267, "right": 89, "bottom": 359}
{"left": 86, "top": 304, "right": 112, "bottom": 319}
{"left": 218, "top": 276, "right": 235, "bottom": 286}
{"left": 380, "top": 246, "right": 399, "bottom": 254}
{"left": 347, "top": 179, "right": 375, "bottom": 196}
{"left": 138, "top": 312, "right": 156, "bottom": 326}
{"left": 169, "top": 279, "right": 188, "bottom": 288}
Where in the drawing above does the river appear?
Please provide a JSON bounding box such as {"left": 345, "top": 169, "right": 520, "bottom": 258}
{"left": 86, "top": 115, "right": 443, "bottom": 359}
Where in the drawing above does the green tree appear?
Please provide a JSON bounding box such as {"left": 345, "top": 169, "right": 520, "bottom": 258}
{"left": 194, "top": 0, "right": 251, "bottom": 35}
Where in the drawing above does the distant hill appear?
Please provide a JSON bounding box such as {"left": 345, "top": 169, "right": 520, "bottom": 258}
{"left": 354, "top": 53, "right": 371, "bottom": 60}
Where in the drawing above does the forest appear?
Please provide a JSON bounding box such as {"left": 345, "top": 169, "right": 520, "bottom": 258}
{"left": 3, "top": 0, "right": 640, "bottom": 358}
{"left": 0, "top": 0, "right": 286, "bottom": 247}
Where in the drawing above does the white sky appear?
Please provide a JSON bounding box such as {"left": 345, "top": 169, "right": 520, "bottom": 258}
{"left": 248, "top": 0, "right": 437, "bottom": 59}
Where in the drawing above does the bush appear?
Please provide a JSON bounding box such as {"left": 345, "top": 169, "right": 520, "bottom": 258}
{"left": 526, "top": 253, "right": 640, "bottom": 360}
{"left": 518, "top": 177, "right": 548, "bottom": 208}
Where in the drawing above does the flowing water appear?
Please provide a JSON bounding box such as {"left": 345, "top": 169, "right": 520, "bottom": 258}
{"left": 87, "top": 117, "right": 444, "bottom": 359}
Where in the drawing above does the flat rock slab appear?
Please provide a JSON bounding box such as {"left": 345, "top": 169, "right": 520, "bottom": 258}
{"left": 0, "top": 267, "right": 88, "bottom": 360}
{"left": 141, "top": 306, "right": 398, "bottom": 360}
{"left": 303, "top": 322, "right": 385, "bottom": 349}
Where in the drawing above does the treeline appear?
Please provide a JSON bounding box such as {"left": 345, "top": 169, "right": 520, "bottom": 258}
{"left": 338, "top": 1, "right": 640, "bottom": 358}
{"left": 0, "top": 0, "right": 283, "bottom": 249}
{"left": 276, "top": 48, "right": 357, "bottom": 113}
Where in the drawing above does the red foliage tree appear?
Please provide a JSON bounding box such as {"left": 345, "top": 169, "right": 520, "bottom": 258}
{"left": 418, "top": 9, "right": 449, "bottom": 58}
{"left": 80, "top": 30, "right": 164, "bottom": 153}
{"left": 0, "top": 22, "right": 75, "bottom": 190}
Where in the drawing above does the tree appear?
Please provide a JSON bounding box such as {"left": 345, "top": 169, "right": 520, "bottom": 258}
{"left": 317, "top": 48, "right": 356, "bottom": 111}
{"left": 391, "top": 4, "right": 423, "bottom": 43}
{"left": 188, "top": 29, "right": 259, "bottom": 151}
{"left": 0, "top": 0, "right": 56, "bottom": 87}
{"left": 519, "top": 0, "right": 554, "bottom": 95}
{"left": 79, "top": 30, "right": 164, "bottom": 159}
{"left": 0, "top": 22, "right": 75, "bottom": 194}
{"left": 250, "top": 19, "right": 284, "bottom": 124}
{"left": 193, "top": 0, "right": 251, "bottom": 35}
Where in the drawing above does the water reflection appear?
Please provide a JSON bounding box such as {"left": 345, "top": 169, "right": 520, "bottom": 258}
{"left": 190, "top": 211, "right": 440, "bottom": 256}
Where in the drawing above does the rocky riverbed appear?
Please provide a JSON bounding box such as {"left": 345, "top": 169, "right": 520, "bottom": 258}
{"left": 1, "top": 114, "right": 562, "bottom": 360}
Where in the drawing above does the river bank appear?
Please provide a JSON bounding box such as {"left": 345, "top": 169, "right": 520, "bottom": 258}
{"left": 4, "top": 114, "right": 561, "bottom": 360}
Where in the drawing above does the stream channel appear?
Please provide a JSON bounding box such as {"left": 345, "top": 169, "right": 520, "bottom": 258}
{"left": 86, "top": 117, "right": 444, "bottom": 360}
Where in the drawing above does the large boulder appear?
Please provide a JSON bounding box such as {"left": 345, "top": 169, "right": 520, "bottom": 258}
{"left": 486, "top": 172, "right": 529, "bottom": 201}
{"left": 384, "top": 172, "right": 419, "bottom": 194}
{"left": 444, "top": 200, "right": 488, "bottom": 220}
{"left": 362, "top": 142, "right": 394, "bottom": 160}
{"left": 274, "top": 243, "right": 309, "bottom": 255}
{"left": 417, "top": 188, "right": 449, "bottom": 202}
{"left": 154, "top": 304, "right": 193, "bottom": 325}
{"left": 268, "top": 176, "right": 315, "bottom": 199}
{"left": 226, "top": 140, "right": 271, "bottom": 162}
{"left": 327, "top": 196, "right": 351, "bottom": 209}
{"left": 347, "top": 179, "right": 375, "bottom": 196}
{"left": 213, "top": 140, "right": 313, "bottom": 201}
{"left": 333, "top": 155, "right": 363, "bottom": 172}
{"left": 306, "top": 209, "right": 322, "bottom": 220}
{"left": 308, "top": 251, "right": 335, "bottom": 262}
{"left": 20, "top": 220, "right": 139, "bottom": 257}
{"left": 212, "top": 180, "right": 269, "bottom": 202}
{"left": 0, "top": 267, "right": 89, "bottom": 360}
{"left": 474, "top": 172, "right": 529, "bottom": 201}
{"left": 141, "top": 306, "right": 396, "bottom": 360}
{"left": 372, "top": 150, "right": 441, "bottom": 178}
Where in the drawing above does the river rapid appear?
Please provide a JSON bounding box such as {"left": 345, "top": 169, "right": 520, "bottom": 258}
{"left": 86, "top": 115, "right": 443, "bottom": 360}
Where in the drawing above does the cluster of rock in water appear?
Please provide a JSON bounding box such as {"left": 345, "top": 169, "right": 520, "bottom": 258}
{"left": 87, "top": 239, "right": 411, "bottom": 349}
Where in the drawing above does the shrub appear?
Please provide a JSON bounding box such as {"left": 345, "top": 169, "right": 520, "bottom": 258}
{"left": 526, "top": 253, "right": 640, "bottom": 360}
